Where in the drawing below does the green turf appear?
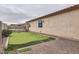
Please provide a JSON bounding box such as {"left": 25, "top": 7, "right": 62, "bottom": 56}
{"left": 9, "top": 32, "right": 48, "bottom": 44}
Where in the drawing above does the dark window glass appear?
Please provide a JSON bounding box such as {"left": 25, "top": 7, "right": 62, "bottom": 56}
{"left": 38, "top": 20, "right": 43, "bottom": 28}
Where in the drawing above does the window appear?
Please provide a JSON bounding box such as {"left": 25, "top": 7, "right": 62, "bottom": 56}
{"left": 38, "top": 20, "right": 43, "bottom": 28}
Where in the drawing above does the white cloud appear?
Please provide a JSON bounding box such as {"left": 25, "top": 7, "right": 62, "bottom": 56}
{"left": 0, "top": 4, "right": 74, "bottom": 24}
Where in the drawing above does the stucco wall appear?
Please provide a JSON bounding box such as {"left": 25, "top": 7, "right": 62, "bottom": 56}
{"left": 29, "top": 9, "right": 79, "bottom": 40}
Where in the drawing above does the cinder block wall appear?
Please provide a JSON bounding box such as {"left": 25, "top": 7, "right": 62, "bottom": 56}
{"left": 2, "top": 23, "right": 8, "bottom": 30}
{"left": 29, "top": 9, "right": 79, "bottom": 40}
{"left": 8, "top": 24, "right": 26, "bottom": 32}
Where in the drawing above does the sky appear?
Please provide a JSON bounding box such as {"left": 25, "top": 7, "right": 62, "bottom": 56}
{"left": 0, "top": 4, "right": 74, "bottom": 25}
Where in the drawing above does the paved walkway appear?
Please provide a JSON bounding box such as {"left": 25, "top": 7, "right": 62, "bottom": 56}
{"left": 22, "top": 38, "right": 79, "bottom": 54}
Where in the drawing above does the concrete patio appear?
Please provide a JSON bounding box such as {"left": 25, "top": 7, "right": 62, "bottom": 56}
{"left": 22, "top": 38, "right": 79, "bottom": 54}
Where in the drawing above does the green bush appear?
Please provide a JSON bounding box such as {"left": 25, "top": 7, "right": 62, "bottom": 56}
{"left": 2, "top": 30, "right": 12, "bottom": 37}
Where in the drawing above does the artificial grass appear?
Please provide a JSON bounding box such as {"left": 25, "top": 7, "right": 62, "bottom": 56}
{"left": 4, "top": 32, "right": 55, "bottom": 53}
{"left": 9, "top": 32, "right": 48, "bottom": 44}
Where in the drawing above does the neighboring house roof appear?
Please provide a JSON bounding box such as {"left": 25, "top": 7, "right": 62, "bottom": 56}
{"left": 27, "top": 4, "right": 79, "bottom": 22}
{"left": 10, "top": 23, "right": 25, "bottom": 26}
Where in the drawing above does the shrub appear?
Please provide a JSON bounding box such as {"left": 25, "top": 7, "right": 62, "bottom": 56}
{"left": 2, "top": 30, "right": 12, "bottom": 37}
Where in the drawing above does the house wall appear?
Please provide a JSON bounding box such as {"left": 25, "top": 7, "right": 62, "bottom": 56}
{"left": 29, "top": 9, "right": 79, "bottom": 40}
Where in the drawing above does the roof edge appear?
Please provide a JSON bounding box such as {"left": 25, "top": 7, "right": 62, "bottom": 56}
{"left": 27, "top": 4, "right": 79, "bottom": 22}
